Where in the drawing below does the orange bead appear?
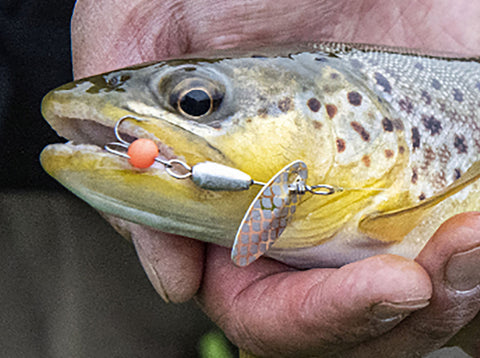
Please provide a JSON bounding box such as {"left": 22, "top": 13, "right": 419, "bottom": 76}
{"left": 127, "top": 138, "right": 159, "bottom": 169}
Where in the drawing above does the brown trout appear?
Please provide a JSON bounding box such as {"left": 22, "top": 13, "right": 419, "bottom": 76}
{"left": 40, "top": 43, "right": 480, "bottom": 268}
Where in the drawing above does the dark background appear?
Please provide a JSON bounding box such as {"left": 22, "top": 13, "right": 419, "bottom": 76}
{"left": 0, "top": 2, "right": 217, "bottom": 357}
{"left": 1, "top": 0, "right": 73, "bottom": 189}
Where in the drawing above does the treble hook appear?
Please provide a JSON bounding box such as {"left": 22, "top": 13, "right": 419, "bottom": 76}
{"left": 113, "top": 115, "right": 147, "bottom": 145}
{"left": 104, "top": 116, "right": 193, "bottom": 175}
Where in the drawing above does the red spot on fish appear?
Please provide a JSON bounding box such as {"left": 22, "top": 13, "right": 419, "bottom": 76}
{"left": 326, "top": 104, "right": 337, "bottom": 118}
{"left": 351, "top": 121, "right": 370, "bottom": 142}
{"left": 385, "top": 149, "right": 394, "bottom": 158}
{"left": 336, "top": 138, "right": 346, "bottom": 153}
{"left": 362, "top": 155, "right": 371, "bottom": 167}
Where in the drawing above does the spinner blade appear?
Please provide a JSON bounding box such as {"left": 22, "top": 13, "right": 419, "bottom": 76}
{"left": 231, "top": 160, "right": 308, "bottom": 267}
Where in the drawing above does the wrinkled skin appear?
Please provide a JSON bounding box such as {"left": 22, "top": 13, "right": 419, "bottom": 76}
{"left": 72, "top": 0, "right": 480, "bottom": 356}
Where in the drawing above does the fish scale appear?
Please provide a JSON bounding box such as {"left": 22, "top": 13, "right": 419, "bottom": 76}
{"left": 340, "top": 49, "right": 480, "bottom": 200}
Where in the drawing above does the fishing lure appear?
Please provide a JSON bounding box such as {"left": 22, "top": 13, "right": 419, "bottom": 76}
{"left": 105, "top": 116, "right": 379, "bottom": 266}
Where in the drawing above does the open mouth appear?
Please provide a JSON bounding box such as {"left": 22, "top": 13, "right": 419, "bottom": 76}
{"left": 45, "top": 115, "right": 181, "bottom": 172}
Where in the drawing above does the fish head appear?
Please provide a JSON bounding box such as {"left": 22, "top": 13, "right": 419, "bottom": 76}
{"left": 40, "top": 55, "right": 337, "bottom": 246}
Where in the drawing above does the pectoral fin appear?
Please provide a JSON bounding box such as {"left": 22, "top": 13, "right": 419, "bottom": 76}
{"left": 359, "top": 161, "right": 480, "bottom": 242}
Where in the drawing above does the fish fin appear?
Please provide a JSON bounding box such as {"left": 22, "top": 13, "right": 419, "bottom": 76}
{"left": 359, "top": 160, "right": 480, "bottom": 242}
{"left": 231, "top": 161, "right": 307, "bottom": 267}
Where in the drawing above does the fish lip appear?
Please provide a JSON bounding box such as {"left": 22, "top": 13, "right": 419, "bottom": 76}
{"left": 43, "top": 113, "right": 179, "bottom": 164}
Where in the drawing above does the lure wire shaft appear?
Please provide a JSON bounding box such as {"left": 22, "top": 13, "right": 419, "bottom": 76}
{"left": 105, "top": 116, "right": 386, "bottom": 194}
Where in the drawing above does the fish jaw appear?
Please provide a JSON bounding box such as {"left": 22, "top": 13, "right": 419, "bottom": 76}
{"left": 40, "top": 143, "right": 255, "bottom": 243}
{"left": 40, "top": 74, "right": 259, "bottom": 246}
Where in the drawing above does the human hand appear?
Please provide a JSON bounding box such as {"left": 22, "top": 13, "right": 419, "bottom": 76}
{"left": 71, "top": 0, "right": 480, "bottom": 356}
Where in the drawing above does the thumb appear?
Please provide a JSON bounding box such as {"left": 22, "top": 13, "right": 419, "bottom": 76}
{"left": 347, "top": 212, "right": 480, "bottom": 357}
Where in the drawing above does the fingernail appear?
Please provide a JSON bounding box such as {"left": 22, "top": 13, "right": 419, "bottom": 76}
{"left": 446, "top": 245, "right": 480, "bottom": 291}
{"left": 372, "top": 300, "right": 430, "bottom": 322}
{"left": 132, "top": 236, "right": 170, "bottom": 303}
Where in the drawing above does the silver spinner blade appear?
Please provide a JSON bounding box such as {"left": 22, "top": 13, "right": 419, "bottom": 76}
{"left": 231, "top": 160, "right": 308, "bottom": 267}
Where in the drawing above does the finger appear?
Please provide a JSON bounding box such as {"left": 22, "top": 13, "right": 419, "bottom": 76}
{"left": 197, "top": 246, "right": 431, "bottom": 357}
{"left": 132, "top": 227, "right": 204, "bottom": 303}
{"left": 346, "top": 212, "right": 480, "bottom": 357}
{"left": 105, "top": 216, "right": 205, "bottom": 303}
{"left": 71, "top": 0, "right": 207, "bottom": 303}
{"left": 71, "top": 0, "right": 480, "bottom": 79}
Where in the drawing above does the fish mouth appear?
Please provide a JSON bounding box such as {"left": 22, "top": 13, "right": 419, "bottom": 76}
{"left": 43, "top": 114, "right": 180, "bottom": 172}
{"left": 39, "top": 88, "right": 255, "bottom": 245}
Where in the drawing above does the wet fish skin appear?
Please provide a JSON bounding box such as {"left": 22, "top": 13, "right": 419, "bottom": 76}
{"left": 40, "top": 43, "right": 480, "bottom": 268}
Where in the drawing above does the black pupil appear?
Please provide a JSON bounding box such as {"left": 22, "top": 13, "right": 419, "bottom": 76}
{"left": 179, "top": 89, "right": 211, "bottom": 117}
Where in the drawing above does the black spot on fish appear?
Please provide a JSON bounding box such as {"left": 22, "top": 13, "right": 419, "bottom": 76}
{"left": 382, "top": 117, "right": 394, "bottom": 132}
{"left": 307, "top": 98, "right": 321, "bottom": 112}
{"left": 393, "top": 119, "right": 405, "bottom": 131}
{"left": 399, "top": 97, "right": 414, "bottom": 114}
{"left": 419, "top": 193, "right": 426, "bottom": 201}
{"left": 422, "top": 115, "right": 442, "bottom": 135}
{"left": 385, "top": 149, "right": 394, "bottom": 158}
{"left": 421, "top": 91, "right": 432, "bottom": 105}
{"left": 454, "top": 168, "right": 462, "bottom": 180}
{"left": 399, "top": 146, "right": 405, "bottom": 154}
{"left": 330, "top": 73, "right": 340, "bottom": 80}
{"left": 414, "top": 62, "right": 424, "bottom": 70}
{"left": 374, "top": 72, "right": 392, "bottom": 94}
{"left": 412, "top": 127, "right": 421, "bottom": 151}
{"left": 325, "top": 104, "right": 337, "bottom": 118}
{"left": 476, "top": 82, "right": 480, "bottom": 91}
{"left": 347, "top": 91, "right": 362, "bottom": 106}
{"left": 454, "top": 134, "right": 468, "bottom": 154}
{"left": 411, "top": 168, "right": 418, "bottom": 184}
{"left": 336, "top": 138, "right": 346, "bottom": 153}
{"left": 432, "top": 79, "right": 441, "bottom": 90}
{"left": 453, "top": 88, "right": 464, "bottom": 102}
{"left": 315, "top": 57, "right": 328, "bottom": 62}
{"left": 278, "top": 97, "right": 293, "bottom": 112}
{"left": 350, "top": 121, "right": 370, "bottom": 142}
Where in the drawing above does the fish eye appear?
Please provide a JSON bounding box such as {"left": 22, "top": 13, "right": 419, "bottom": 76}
{"left": 168, "top": 77, "right": 224, "bottom": 120}
{"left": 177, "top": 88, "right": 213, "bottom": 117}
